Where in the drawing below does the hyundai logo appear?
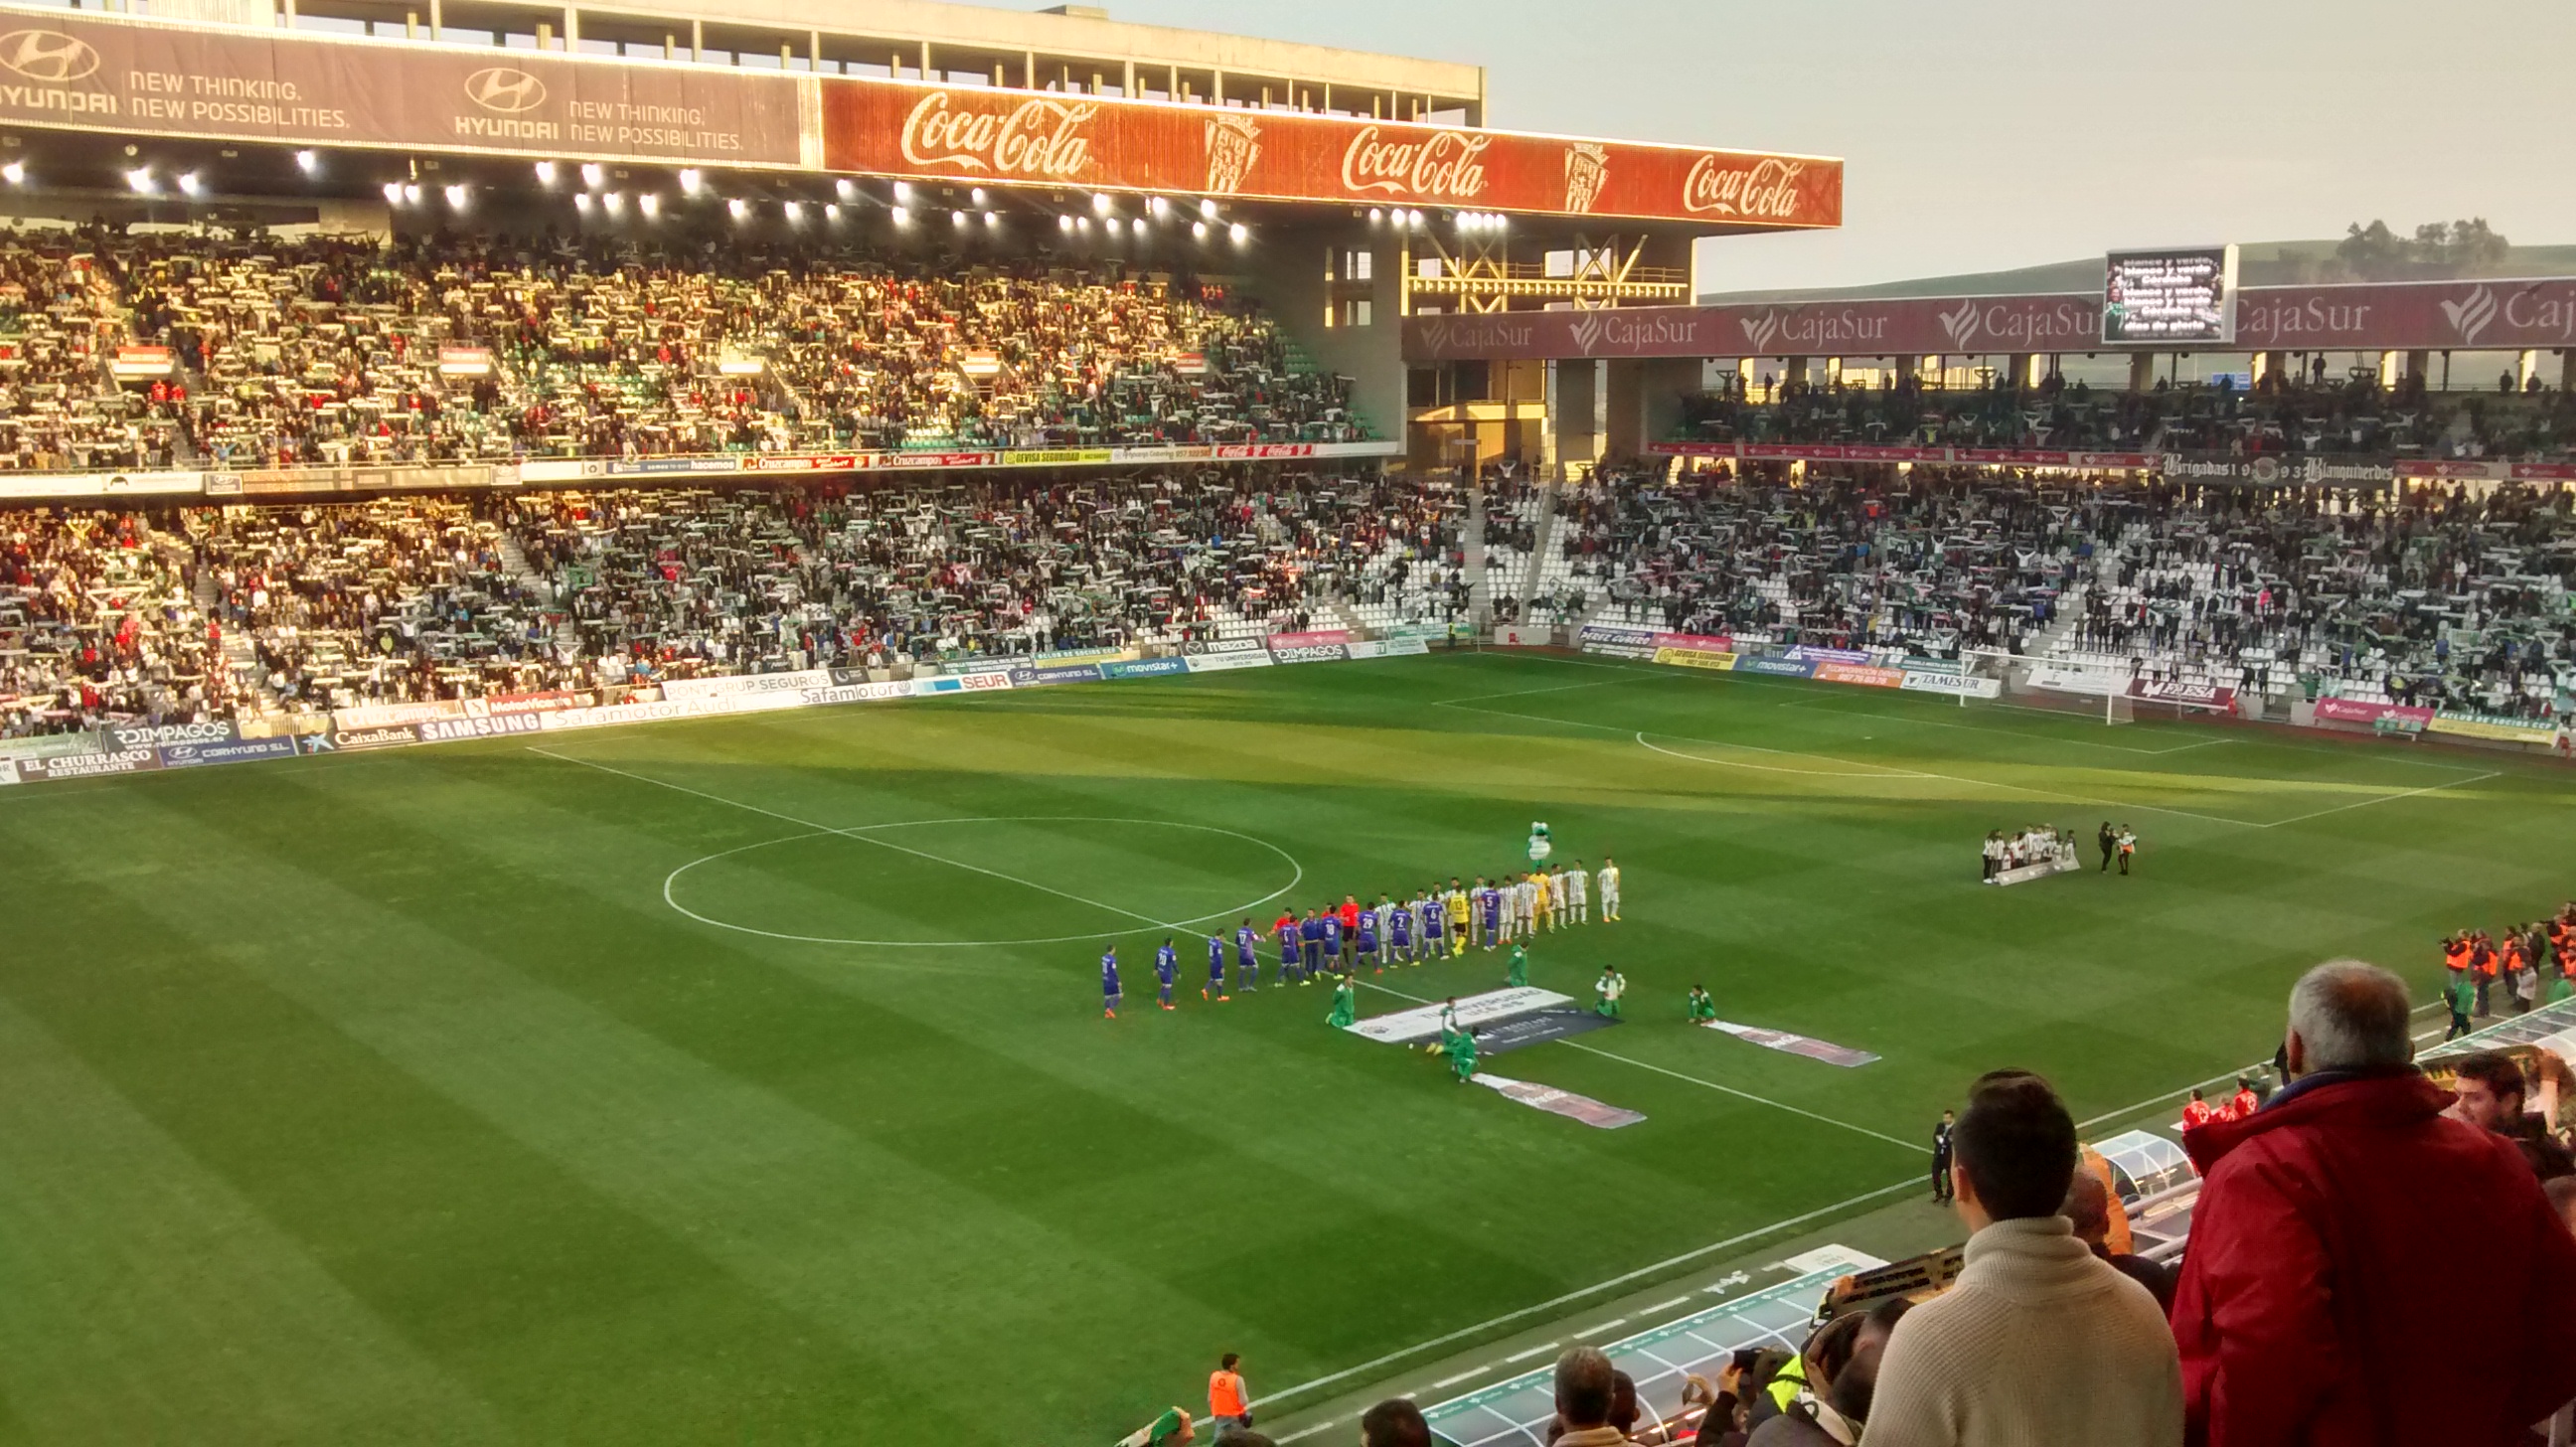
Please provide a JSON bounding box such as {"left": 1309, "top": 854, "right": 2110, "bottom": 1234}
{"left": 0, "top": 30, "right": 100, "bottom": 83}
{"left": 463, "top": 66, "right": 547, "bottom": 114}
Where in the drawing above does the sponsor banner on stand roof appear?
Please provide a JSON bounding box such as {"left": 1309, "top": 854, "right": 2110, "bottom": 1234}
{"left": 2396, "top": 459, "right": 2576, "bottom": 483}
{"left": 157, "top": 735, "right": 296, "bottom": 768}
{"left": 2312, "top": 697, "right": 2435, "bottom": 729}
{"left": 2427, "top": 711, "right": 2561, "bottom": 745}
{"left": 2132, "top": 678, "right": 2237, "bottom": 711}
{"left": 14, "top": 745, "right": 162, "bottom": 782}
{"left": 1184, "top": 650, "right": 1275, "bottom": 673}
{"left": 1701, "top": 1019, "right": 1880, "bottom": 1068}
{"left": 823, "top": 76, "right": 1839, "bottom": 227}
{"left": 1421, "top": 276, "right": 2576, "bottom": 360}
{"left": 1345, "top": 987, "right": 1574, "bottom": 1045}
{"left": 0, "top": 469, "right": 205, "bottom": 499}
{"left": 1651, "top": 440, "right": 2158, "bottom": 471}
{"left": 1470, "top": 1073, "right": 1646, "bottom": 1129}
{"left": 0, "top": 11, "right": 805, "bottom": 166}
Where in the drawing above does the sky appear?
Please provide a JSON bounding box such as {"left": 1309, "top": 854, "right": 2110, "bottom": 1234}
{"left": 951, "top": 0, "right": 2576, "bottom": 293}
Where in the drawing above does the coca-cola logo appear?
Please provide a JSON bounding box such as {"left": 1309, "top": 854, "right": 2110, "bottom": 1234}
{"left": 1340, "top": 125, "right": 1491, "bottom": 201}
{"left": 1682, "top": 156, "right": 1806, "bottom": 220}
{"left": 0, "top": 30, "right": 99, "bottom": 83}
{"left": 901, "top": 91, "right": 1097, "bottom": 179}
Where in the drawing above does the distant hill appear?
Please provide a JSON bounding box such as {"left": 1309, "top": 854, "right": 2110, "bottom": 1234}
{"left": 1698, "top": 241, "right": 2576, "bottom": 305}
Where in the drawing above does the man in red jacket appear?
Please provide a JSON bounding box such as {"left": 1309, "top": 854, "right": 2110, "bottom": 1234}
{"left": 2172, "top": 960, "right": 2576, "bottom": 1447}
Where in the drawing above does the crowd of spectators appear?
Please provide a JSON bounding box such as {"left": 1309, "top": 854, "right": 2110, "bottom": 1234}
{"left": 0, "top": 507, "right": 230, "bottom": 735}
{"left": 1577, "top": 466, "right": 2575, "bottom": 722}
{"left": 1330, "top": 962, "right": 2575, "bottom": 1447}
{"left": 0, "top": 468, "right": 1461, "bottom": 724}
{"left": 0, "top": 225, "right": 1363, "bottom": 472}
{"left": 1679, "top": 372, "right": 2576, "bottom": 462}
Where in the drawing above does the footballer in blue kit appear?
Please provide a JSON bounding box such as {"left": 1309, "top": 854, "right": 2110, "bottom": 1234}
{"left": 1205, "top": 934, "right": 1228, "bottom": 1001}
{"left": 1480, "top": 883, "right": 1503, "bottom": 951}
{"left": 1389, "top": 896, "right": 1414, "bottom": 963}
{"left": 1299, "top": 910, "right": 1326, "bottom": 985}
{"left": 1100, "top": 947, "right": 1121, "bottom": 1019}
{"left": 1235, "top": 919, "right": 1261, "bottom": 992}
{"left": 1320, "top": 911, "right": 1343, "bottom": 974}
{"left": 1354, "top": 908, "right": 1379, "bottom": 972}
{"left": 1154, "top": 939, "right": 1179, "bottom": 1011}
{"left": 1422, "top": 892, "right": 1447, "bottom": 956}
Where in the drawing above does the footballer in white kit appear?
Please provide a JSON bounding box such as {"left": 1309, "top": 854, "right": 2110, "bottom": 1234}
{"left": 1565, "top": 862, "right": 1590, "bottom": 924}
{"left": 1597, "top": 857, "right": 1622, "bottom": 921}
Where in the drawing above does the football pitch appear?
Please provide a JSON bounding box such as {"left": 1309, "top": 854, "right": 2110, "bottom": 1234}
{"left": 2, "top": 649, "right": 2569, "bottom": 1445}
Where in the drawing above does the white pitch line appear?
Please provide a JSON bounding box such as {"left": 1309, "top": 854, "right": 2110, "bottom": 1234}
{"left": 1246, "top": 1174, "right": 1920, "bottom": 1411}
{"left": 2256, "top": 770, "right": 2500, "bottom": 828}
{"left": 1430, "top": 1365, "right": 1496, "bottom": 1389}
{"left": 1352, "top": 979, "right": 1920, "bottom": 1156}
{"left": 1501, "top": 1341, "right": 1561, "bottom": 1365}
{"left": 1558, "top": 1040, "right": 1931, "bottom": 1155}
{"left": 1277, "top": 1420, "right": 1338, "bottom": 1443}
{"left": 1632, "top": 731, "right": 1932, "bottom": 780}
{"left": 1641, "top": 1296, "right": 1692, "bottom": 1315}
{"left": 531, "top": 746, "right": 1256, "bottom": 941}
{"left": 1769, "top": 697, "right": 2236, "bottom": 756}
{"left": 1577, "top": 1318, "right": 1629, "bottom": 1337}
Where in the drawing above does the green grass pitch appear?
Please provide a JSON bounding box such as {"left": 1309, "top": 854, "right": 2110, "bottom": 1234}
{"left": 2, "top": 650, "right": 2568, "bottom": 1445}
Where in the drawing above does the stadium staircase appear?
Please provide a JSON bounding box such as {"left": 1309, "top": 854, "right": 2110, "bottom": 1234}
{"left": 1519, "top": 487, "right": 1558, "bottom": 606}
{"left": 196, "top": 567, "right": 279, "bottom": 713}
{"left": 1463, "top": 483, "right": 1489, "bottom": 628}
{"left": 493, "top": 534, "right": 580, "bottom": 662}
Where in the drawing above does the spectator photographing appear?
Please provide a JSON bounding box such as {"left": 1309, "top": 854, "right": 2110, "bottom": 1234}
{"left": 1865, "top": 1069, "right": 2182, "bottom": 1447}
{"left": 2172, "top": 960, "right": 2576, "bottom": 1445}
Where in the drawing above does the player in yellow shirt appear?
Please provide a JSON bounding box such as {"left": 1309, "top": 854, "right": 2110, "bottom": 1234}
{"left": 1445, "top": 877, "right": 1472, "bottom": 958}
{"left": 1530, "top": 869, "right": 1554, "bottom": 934}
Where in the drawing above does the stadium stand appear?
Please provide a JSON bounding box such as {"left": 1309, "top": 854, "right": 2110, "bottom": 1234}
{"left": 1677, "top": 373, "right": 2576, "bottom": 462}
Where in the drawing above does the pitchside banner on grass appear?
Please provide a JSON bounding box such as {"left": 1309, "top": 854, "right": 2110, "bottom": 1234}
{"left": 1701, "top": 1019, "right": 1880, "bottom": 1067}
{"left": 1472, "top": 1007, "right": 1624, "bottom": 1055}
{"left": 1345, "top": 988, "right": 1575, "bottom": 1045}
{"left": 1470, "top": 1073, "right": 1646, "bottom": 1129}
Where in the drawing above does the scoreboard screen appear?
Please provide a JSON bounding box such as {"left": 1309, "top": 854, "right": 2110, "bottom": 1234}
{"left": 2102, "top": 245, "right": 2238, "bottom": 346}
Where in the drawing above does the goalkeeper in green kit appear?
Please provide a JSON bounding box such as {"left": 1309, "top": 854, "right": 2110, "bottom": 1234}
{"left": 1326, "top": 974, "right": 1358, "bottom": 1028}
{"left": 1506, "top": 940, "right": 1530, "bottom": 988}
{"left": 1442, "top": 1023, "right": 1479, "bottom": 1083}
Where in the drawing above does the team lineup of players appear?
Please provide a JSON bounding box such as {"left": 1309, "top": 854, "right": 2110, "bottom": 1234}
{"left": 1097, "top": 859, "right": 1623, "bottom": 1017}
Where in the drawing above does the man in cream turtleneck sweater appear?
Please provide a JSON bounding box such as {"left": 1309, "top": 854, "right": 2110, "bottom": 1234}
{"left": 1864, "top": 1070, "right": 2183, "bottom": 1447}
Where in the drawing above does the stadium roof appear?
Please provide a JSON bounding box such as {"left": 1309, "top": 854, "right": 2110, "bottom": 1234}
{"left": 1699, "top": 239, "right": 2576, "bottom": 306}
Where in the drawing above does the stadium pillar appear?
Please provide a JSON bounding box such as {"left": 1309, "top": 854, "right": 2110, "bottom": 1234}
{"left": 2008, "top": 353, "right": 2037, "bottom": 389}
{"left": 2128, "top": 353, "right": 2156, "bottom": 392}
{"left": 2377, "top": 351, "right": 2399, "bottom": 388}
{"left": 2516, "top": 350, "right": 2539, "bottom": 389}
{"left": 1548, "top": 360, "right": 1600, "bottom": 469}
{"left": 2562, "top": 350, "right": 2575, "bottom": 392}
{"left": 2404, "top": 350, "right": 2430, "bottom": 388}
{"left": 1782, "top": 356, "right": 1807, "bottom": 394}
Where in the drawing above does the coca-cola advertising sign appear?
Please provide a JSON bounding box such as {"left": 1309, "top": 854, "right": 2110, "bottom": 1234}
{"left": 823, "top": 77, "right": 1841, "bottom": 226}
